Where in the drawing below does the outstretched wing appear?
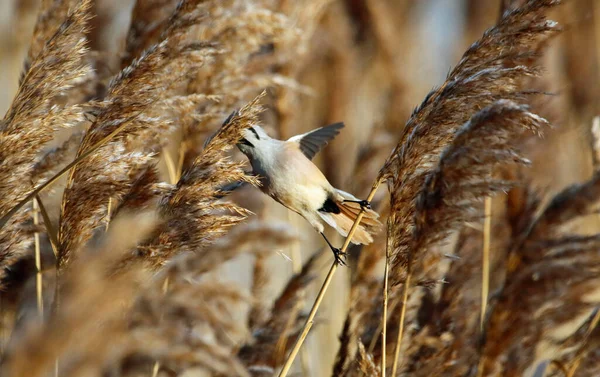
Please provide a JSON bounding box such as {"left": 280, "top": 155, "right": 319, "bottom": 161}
{"left": 287, "top": 122, "right": 344, "bottom": 160}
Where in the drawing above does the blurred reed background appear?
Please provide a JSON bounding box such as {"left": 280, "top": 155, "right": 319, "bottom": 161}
{"left": 0, "top": 0, "right": 599, "bottom": 376}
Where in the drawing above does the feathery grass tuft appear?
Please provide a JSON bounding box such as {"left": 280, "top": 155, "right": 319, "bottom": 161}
{"left": 1, "top": 1, "right": 598, "bottom": 376}
{"left": 0, "top": 0, "right": 91, "bottom": 216}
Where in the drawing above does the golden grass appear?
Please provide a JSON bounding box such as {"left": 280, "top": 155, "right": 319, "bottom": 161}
{"left": 1, "top": 1, "right": 599, "bottom": 376}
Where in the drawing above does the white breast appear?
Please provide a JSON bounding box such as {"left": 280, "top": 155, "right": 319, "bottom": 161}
{"left": 250, "top": 142, "right": 331, "bottom": 214}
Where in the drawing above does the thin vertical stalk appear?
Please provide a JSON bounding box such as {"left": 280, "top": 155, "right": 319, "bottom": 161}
{"left": 176, "top": 143, "right": 185, "bottom": 180}
{"left": 368, "top": 300, "right": 399, "bottom": 353}
{"left": 481, "top": 197, "right": 492, "bottom": 330}
{"left": 476, "top": 197, "right": 493, "bottom": 377}
{"left": 151, "top": 360, "right": 160, "bottom": 377}
{"left": 278, "top": 180, "right": 382, "bottom": 377}
{"left": 33, "top": 199, "right": 44, "bottom": 320}
{"left": 163, "top": 147, "right": 178, "bottom": 185}
{"left": 150, "top": 146, "right": 181, "bottom": 377}
{"left": 381, "top": 221, "right": 392, "bottom": 377}
{"left": 33, "top": 195, "right": 59, "bottom": 377}
{"left": 151, "top": 277, "right": 171, "bottom": 377}
{"left": 35, "top": 194, "right": 58, "bottom": 256}
{"left": 390, "top": 270, "right": 411, "bottom": 377}
{"left": 106, "top": 197, "right": 113, "bottom": 231}
{"left": 151, "top": 146, "right": 181, "bottom": 377}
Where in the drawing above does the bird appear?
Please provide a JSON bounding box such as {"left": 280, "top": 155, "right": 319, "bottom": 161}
{"left": 236, "top": 121, "right": 381, "bottom": 265}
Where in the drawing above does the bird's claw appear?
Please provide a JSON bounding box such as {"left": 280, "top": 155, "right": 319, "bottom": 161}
{"left": 332, "top": 248, "right": 347, "bottom": 266}
{"left": 358, "top": 200, "right": 371, "bottom": 210}
{"left": 344, "top": 199, "right": 372, "bottom": 210}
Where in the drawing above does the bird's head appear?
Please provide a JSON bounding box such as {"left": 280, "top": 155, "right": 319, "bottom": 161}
{"left": 236, "top": 125, "right": 270, "bottom": 157}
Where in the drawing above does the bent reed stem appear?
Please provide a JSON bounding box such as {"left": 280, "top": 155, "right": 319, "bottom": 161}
{"left": 278, "top": 179, "right": 382, "bottom": 377}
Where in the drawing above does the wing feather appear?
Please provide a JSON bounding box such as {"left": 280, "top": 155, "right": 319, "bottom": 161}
{"left": 288, "top": 122, "right": 344, "bottom": 160}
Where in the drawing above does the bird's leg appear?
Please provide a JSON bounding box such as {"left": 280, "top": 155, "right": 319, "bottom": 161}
{"left": 320, "top": 232, "right": 346, "bottom": 266}
{"left": 343, "top": 199, "right": 372, "bottom": 210}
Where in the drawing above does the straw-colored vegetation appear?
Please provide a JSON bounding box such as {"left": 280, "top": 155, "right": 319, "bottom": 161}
{"left": 0, "top": 0, "right": 599, "bottom": 376}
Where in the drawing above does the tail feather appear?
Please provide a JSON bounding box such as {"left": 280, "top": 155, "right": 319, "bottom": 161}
{"left": 338, "top": 201, "right": 381, "bottom": 227}
{"left": 318, "top": 190, "right": 382, "bottom": 245}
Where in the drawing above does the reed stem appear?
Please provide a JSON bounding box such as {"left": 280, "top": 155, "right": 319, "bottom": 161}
{"left": 278, "top": 180, "right": 382, "bottom": 377}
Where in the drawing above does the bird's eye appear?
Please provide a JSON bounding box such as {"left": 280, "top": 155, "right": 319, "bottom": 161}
{"left": 239, "top": 138, "right": 254, "bottom": 147}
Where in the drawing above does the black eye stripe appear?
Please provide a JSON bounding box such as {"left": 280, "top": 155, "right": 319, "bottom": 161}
{"left": 239, "top": 138, "right": 254, "bottom": 147}
{"left": 248, "top": 127, "right": 260, "bottom": 139}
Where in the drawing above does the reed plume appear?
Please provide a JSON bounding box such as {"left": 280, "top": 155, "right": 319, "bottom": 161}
{"left": 0, "top": 0, "right": 91, "bottom": 286}
{"left": 0, "top": 1, "right": 597, "bottom": 376}
{"left": 137, "top": 96, "right": 263, "bottom": 269}
{"left": 383, "top": 0, "right": 561, "bottom": 287}
{"left": 0, "top": 0, "right": 91, "bottom": 216}
{"left": 481, "top": 172, "right": 600, "bottom": 376}
{"left": 57, "top": 1, "right": 219, "bottom": 269}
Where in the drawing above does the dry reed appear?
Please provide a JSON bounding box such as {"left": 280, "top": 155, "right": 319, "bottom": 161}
{"left": 0, "top": 1, "right": 598, "bottom": 377}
